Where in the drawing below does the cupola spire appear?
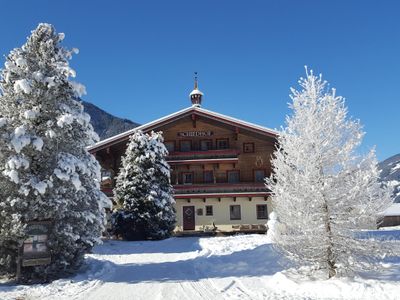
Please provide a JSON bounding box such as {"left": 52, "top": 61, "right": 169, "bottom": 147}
{"left": 189, "top": 72, "right": 203, "bottom": 107}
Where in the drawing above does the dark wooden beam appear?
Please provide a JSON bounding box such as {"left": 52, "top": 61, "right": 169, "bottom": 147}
{"left": 234, "top": 127, "right": 240, "bottom": 140}
{"left": 191, "top": 114, "right": 197, "bottom": 128}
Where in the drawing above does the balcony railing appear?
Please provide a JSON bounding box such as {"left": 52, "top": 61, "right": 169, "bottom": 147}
{"left": 101, "top": 182, "right": 270, "bottom": 198}
{"left": 167, "top": 149, "right": 240, "bottom": 162}
{"left": 173, "top": 182, "right": 267, "bottom": 195}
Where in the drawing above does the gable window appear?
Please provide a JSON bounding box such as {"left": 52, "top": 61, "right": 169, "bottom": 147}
{"left": 206, "top": 205, "right": 213, "bottom": 216}
{"left": 200, "top": 139, "right": 213, "bottom": 151}
{"left": 164, "top": 141, "right": 175, "bottom": 153}
{"left": 182, "top": 172, "right": 193, "bottom": 185}
{"left": 256, "top": 205, "right": 268, "bottom": 219}
{"left": 203, "top": 170, "right": 214, "bottom": 183}
{"left": 216, "top": 138, "right": 229, "bottom": 150}
{"left": 243, "top": 142, "right": 255, "bottom": 153}
{"left": 254, "top": 169, "right": 266, "bottom": 183}
{"left": 227, "top": 170, "right": 240, "bottom": 183}
{"left": 230, "top": 205, "right": 241, "bottom": 220}
{"left": 180, "top": 140, "right": 192, "bottom": 152}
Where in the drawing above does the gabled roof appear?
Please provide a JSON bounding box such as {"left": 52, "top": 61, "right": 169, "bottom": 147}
{"left": 88, "top": 106, "right": 279, "bottom": 152}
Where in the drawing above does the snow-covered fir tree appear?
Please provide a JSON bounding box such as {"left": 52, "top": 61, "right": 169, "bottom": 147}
{"left": 267, "top": 68, "right": 397, "bottom": 278}
{"left": 113, "top": 130, "right": 176, "bottom": 240}
{"left": 0, "top": 24, "right": 110, "bottom": 280}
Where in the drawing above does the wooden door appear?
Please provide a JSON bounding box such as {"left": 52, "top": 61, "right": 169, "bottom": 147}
{"left": 183, "top": 206, "right": 195, "bottom": 230}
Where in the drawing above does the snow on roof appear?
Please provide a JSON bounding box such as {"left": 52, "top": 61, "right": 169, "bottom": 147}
{"left": 87, "top": 106, "right": 278, "bottom": 151}
{"left": 384, "top": 203, "right": 400, "bottom": 216}
{"left": 189, "top": 89, "right": 204, "bottom": 96}
{"left": 87, "top": 106, "right": 193, "bottom": 151}
{"left": 197, "top": 107, "right": 278, "bottom": 136}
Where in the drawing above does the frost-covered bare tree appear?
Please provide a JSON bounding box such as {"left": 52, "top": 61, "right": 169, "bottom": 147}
{"left": 0, "top": 24, "right": 110, "bottom": 280}
{"left": 267, "top": 68, "right": 396, "bottom": 278}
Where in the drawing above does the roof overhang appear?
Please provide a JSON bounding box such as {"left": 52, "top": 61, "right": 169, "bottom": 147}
{"left": 88, "top": 106, "right": 279, "bottom": 153}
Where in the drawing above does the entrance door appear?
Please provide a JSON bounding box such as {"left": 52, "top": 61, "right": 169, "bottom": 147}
{"left": 183, "top": 206, "right": 195, "bottom": 230}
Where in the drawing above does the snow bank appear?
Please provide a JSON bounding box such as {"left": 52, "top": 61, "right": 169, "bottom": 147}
{"left": 1, "top": 232, "right": 400, "bottom": 300}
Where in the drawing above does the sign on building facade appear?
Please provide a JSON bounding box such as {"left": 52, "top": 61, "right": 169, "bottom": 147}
{"left": 177, "top": 131, "right": 213, "bottom": 137}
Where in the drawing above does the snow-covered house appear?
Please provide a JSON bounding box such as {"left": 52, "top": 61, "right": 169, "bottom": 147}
{"left": 88, "top": 78, "right": 278, "bottom": 233}
{"left": 381, "top": 203, "right": 400, "bottom": 227}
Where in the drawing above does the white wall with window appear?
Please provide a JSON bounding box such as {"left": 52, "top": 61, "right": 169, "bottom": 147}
{"left": 174, "top": 197, "right": 272, "bottom": 232}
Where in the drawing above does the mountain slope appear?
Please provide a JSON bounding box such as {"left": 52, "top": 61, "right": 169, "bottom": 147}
{"left": 82, "top": 101, "right": 139, "bottom": 140}
{"left": 379, "top": 153, "right": 400, "bottom": 203}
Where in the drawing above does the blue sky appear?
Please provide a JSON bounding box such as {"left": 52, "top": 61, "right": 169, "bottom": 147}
{"left": 0, "top": 0, "right": 399, "bottom": 160}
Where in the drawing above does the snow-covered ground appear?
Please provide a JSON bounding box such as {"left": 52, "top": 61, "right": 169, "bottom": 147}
{"left": 1, "top": 231, "right": 400, "bottom": 300}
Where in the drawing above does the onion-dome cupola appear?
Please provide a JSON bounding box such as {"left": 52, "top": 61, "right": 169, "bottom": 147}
{"left": 189, "top": 72, "right": 204, "bottom": 107}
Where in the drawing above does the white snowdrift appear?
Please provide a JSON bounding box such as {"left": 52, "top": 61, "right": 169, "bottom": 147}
{"left": 1, "top": 232, "right": 400, "bottom": 300}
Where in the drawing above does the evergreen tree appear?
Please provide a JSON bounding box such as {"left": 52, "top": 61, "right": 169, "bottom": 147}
{"left": 0, "top": 24, "right": 110, "bottom": 280}
{"left": 267, "top": 68, "right": 397, "bottom": 278}
{"left": 113, "top": 130, "right": 176, "bottom": 240}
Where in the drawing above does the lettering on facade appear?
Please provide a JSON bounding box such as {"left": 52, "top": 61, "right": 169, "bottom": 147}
{"left": 177, "top": 131, "right": 213, "bottom": 137}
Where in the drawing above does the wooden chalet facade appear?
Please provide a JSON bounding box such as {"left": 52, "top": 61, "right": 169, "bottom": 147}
{"left": 88, "top": 80, "right": 278, "bottom": 233}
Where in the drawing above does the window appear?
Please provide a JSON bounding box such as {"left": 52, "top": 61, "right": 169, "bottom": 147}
{"left": 197, "top": 208, "right": 203, "bottom": 216}
{"left": 182, "top": 172, "right": 193, "bottom": 185}
{"left": 200, "top": 139, "right": 212, "bottom": 151}
{"left": 101, "top": 169, "right": 113, "bottom": 188}
{"left": 101, "top": 169, "right": 112, "bottom": 180}
{"left": 180, "top": 140, "right": 191, "bottom": 152}
{"left": 164, "top": 141, "right": 175, "bottom": 153}
{"left": 227, "top": 170, "right": 240, "bottom": 183}
{"left": 216, "top": 138, "right": 229, "bottom": 150}
{"left": 243, "top": 142, "right": 255, "bottom": 153}
{"left": 230, "top": 205, "right": 241, "bottom": 220}
{"left": 203, "top": 170, "right": 214, "bottom": 183}
{"left": 170, "top": 172, "right": 177, "bottom": 185}
{"left": 254, "top": 169, "right": 266, "bottom": 183}
{"left": 256, "top": 205, "right": 268, "bottom": 219}
{"left": 206, "top": 205, "right": 213, "bottom": 216}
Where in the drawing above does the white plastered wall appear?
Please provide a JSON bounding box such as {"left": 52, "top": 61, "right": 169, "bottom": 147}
{"left": 174, "top": 197, "right": 272, "bottom": 232}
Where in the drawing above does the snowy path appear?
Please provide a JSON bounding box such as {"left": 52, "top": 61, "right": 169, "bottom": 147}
{"left": 1, "top": 233, "right": 400, "bottom": 299}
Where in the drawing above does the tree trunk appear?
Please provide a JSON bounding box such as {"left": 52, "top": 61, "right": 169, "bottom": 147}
{"left": 322, "top": 201, "right": 336, "bottom": 278}
{"left": 319, "top": 161, "right": 336, "bottom": 278}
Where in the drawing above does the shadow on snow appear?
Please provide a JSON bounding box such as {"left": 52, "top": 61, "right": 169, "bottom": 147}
{"left": 94, "top": 237, "right": 202, "bottom": 255}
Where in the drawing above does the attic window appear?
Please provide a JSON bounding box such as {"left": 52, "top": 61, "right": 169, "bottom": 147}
{"left": 164, "top": 141, "right": 175, "bottom": 152}
{"left": 216, "top": 139, "right": 229, "bottom": 150}
{"left": 243, "top": 142, "right": 254, "bottom": 153}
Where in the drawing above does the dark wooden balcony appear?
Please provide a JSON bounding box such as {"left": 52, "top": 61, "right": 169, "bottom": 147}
{"left": 173, "top": 182, "right": 269, "bottom": 197}
{"left": 166, "top": 149, "right": 240, "bottom": 165}
{"left": 101, "top": 182, "right": 270, "bottom": 199}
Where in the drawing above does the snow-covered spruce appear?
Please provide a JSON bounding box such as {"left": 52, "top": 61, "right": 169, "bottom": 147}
{"left": 112, "top": 130, "right": 176, "bottom": 240}
{"left": 0, "top": 24, "right": 110, "bottom": 280}
{"left": 266, "top": 68, "right": 398, "bottom": 278}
